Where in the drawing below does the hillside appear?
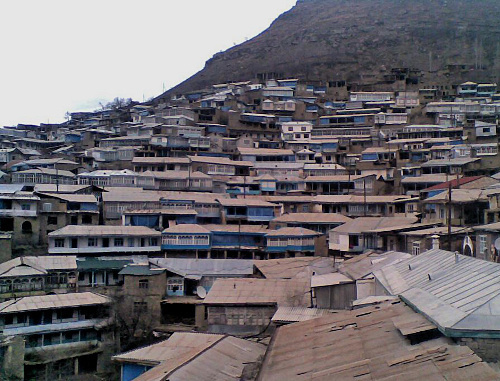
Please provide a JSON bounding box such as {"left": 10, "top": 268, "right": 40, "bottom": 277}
{"left": 162, "top": 0, "right": 500, "bottom": 96}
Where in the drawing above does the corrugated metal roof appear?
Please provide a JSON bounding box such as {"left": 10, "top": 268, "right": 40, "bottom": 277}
{"left": 266, "top": 227, "right": 320, "bottom": 237}
{"left": 0, "top": 256, "right": 77, "bottom": 278}
{"left": 254, "top": 257, "right": 335, "bottom": 280}
{"left": 311, "top": 273, "right": 353, "bottom": 288}
{"left": 272, "top": 306, "right": 334, "bottom": 323}
{"left": 150, "top": 258, "right": 254, "bottom": 277}
{"left": 0, "top": 292, "right": 109, "bottom": 313}
{"left": 332, "top": 217, "right": 418, "bottom": 234}
{"left": 162, "top": 224, "right": 210, "bottom": 234}
{"left": 113, "top": 332, "right": 223, "bottom": 366}
{"left": 48, "top": 225, "right": 161, "bottom": 237}
{"left": 119, "top": 264, "right": 166, "bottom": 276}
{"left": 257, "top": 301, "right": 500, "bottom": 381}
{"left": 272, "top": 213, "right": 352, "bottom": 224}
{"left": 374, "top": 249, "right": 500, "bottom": 336}
{"left": 116, "top": 334, "right": 265, "bottom": 381}
{"left": 339, "top": 251, "right": 412, "bottom": 280}
{"left": 204, "top": 278, "right": 310, "bottom": 307}
{"left": 159, "top": 336, "right": 266, "bottom": 381}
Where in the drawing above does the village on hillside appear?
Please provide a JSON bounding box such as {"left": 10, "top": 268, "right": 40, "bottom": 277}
{"left": 2, "top": 75, "right": 500, "bottom": 380}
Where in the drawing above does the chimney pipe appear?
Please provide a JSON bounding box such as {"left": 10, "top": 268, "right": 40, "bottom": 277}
{"left": 431, "top": 235, "right": 440, "bottom": 250}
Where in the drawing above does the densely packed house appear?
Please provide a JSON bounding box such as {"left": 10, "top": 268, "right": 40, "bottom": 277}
{"left": 3, "top": 78, "right": 500, "bottom": 380}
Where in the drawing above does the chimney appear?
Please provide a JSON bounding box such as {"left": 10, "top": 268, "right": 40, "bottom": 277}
{"left": 431, "top": 235, "right": 440, "bottom": 250}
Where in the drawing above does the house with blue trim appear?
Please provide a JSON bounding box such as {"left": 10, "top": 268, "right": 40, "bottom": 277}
{"left": 161, "top": 224, "right": 211, "bottom": 258}
{"left": 218, "top": 198, "right": 276, "bottom": 225}
{"left": 265, "top": 227, "right": 325, "bottom": 258}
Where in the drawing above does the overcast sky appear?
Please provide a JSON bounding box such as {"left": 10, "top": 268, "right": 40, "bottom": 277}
{"left": 0, "top": 0, "right": 296, "bottom": 127}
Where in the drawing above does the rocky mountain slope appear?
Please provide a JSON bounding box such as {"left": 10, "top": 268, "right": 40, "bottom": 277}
{"left": 163, "top": 0, "right": 500, "bottom": 96}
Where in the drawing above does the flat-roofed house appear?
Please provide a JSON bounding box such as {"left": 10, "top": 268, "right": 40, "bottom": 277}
{"left": 48, "top": 226, "right": 161, "bottom": 255}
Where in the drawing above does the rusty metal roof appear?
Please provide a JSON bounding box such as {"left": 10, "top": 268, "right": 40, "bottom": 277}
{"left": 257, "top": 301, "right": 500, "bottom": 381}
{"left": 0, "top": 292, "right": 109, "bottom": 313}
{"left": 204, "top": 278, "right": 310, "bottom": 307}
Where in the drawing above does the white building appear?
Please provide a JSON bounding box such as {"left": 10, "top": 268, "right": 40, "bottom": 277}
{"left": 48, "top": 225, "right": 161, "bottom": 255}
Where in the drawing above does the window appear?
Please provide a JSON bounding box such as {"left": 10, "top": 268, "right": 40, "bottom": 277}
{"left": 21, "top": 221, "right": 32, "bottom": 233}
{"left": 128, "top": 238, "right": 135, "bottom": 247}
{"left": 88, "top": 238, "right": 97, "bottom": 247}
{"left": 133, "top": 301, "right": 147, "bottom": 312}
{"left": 21, "top": 204, "right": 31, "bottom": 211}
{"left": 102, "top": 238, "right": 109, "bottom": 247}
{"left": 70, "top": 215, "right": 78, "bottom": 225}
{"left": 114, "top": 238, "right": 123, "bottom": 247}
{"left": 57, "top": 308, "right": 74, "bottom": 320}
{"left": 55, "top": 238, "right": 65, "bottom": 248}
{"left": 47, "top": 216, "right": 58, "bottom": 225}
{"left": 82, "top": 214, "right": 92, "bottom": 224}
{"left": 167, "top": 278, "right": 184, "bottom": 293}
{"left": 139, "top": 279, "right": 149, "bottom": 289}
{"left": 150, "top": 238, "right": 158, "bottom": 246}
{"left": 412, "top": 241, "right": 421, "bottom": 256}
{"left": 479, "top": 235, "right": 487, "bottom": 255}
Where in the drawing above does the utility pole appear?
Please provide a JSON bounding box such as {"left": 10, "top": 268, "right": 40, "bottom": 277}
{"left": 447, "top": 168, "right": 452, "bottom": 251}
{"left": 363, "top": 178, "right": 367, "bottom": 217}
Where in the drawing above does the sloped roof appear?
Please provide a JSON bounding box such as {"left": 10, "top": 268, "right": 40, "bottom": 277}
{"left": 150, "top": 258, "right": 254, "bottom": 277}
{"left": 338, "top": 251, "right": 412, "bottom": 280}
{"left": 314, "top": 195, "right": 415, "bottom": 204}
{"left": 0, "top": 292, "right": 109, "bottom": 313}
{"left": 162, "top": 224, "right": 210, "bottom": 234}
{"left": 332, "top": 217, "right": 418, "bottom": 234}
{"left": 204, "top": 278, "right": 310, "bottom": 306}
{"left": 311, "top": 272, "right": 353, "bottom": 287}
{"left": 271, "top": 306, "right": 334, "bottom": 323}
{"left": 422, "top": 176, "right": 485, "bottom": 191}
{"left": 119, "top": 264, "right": 166, "bottom": 276}
{"left": 374, "top": 249, "right": 500, "bottom": 336}
{"left": 217, "top": 198, "right": 275, "bottom": 207}
{"left": 0, "top": 256, "right": 77, "bottom": 278}
{"left": 37, "top": 192, "right": 97, "bottom": 203}
{"left": 113, "top": 332, "right": 223, "bottom": 365}
{"left": 422, "top": 189, "right": 487, "bottom": 203}
{"left": 154, "top": 336, "right": 266, "bottom": 381}
{"left": 272, "top": 213, "right": 352, "bottom": 224}
{"left": 114, "top": 333, "right": 266, "bottom": 381}
{"left": 258, "top": 301, "right": 499, "bottom": 381}
{"left": 49, "top": 225, "right": 160, "bottom": 237}
{"left": 266, "top": 227, "right": 320, "bottom": 237}
{"left": 254, "top": 257, "right": 335, "bottom": 279}
{"left": 202, "top": 224, "right": 268, "bottom": 234}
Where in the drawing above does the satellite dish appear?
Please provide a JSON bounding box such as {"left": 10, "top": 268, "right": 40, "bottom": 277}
{"left": 494, "top": 238, "right": 500, "bottom": 251}
{"left": 196, "top": 286, "right": 207, "bottom": 299}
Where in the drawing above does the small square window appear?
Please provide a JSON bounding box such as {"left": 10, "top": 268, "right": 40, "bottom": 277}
{"left": 114, "top": 238, "right": 123, "bottom": 247}
{"left": 54, "top": 239, "right": 65, "bottom": 248}
{"left": 21, "top": 204, "right": 31, "bottom": 211}
{"left": 139, "top": 279, "right": 149, "bottom": 289}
